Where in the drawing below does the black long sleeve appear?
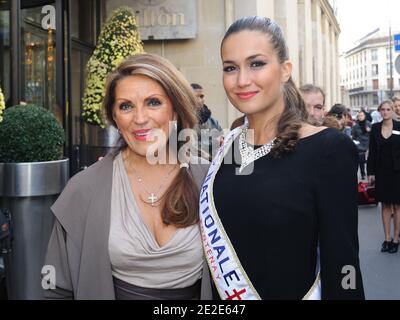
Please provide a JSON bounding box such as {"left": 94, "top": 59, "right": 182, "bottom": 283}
{"left": 367, "top": 124, "right": 378, "bottom": 175}
{"left": 315, "top": 132, "right": 365, "bottom": 299}
{"left": 213, "top": 128, "right": 364, "bottom": 300}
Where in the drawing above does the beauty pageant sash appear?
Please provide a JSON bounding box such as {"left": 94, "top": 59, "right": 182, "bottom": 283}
{"left": 199, "top": 125, "right": 321, "bottom": 300}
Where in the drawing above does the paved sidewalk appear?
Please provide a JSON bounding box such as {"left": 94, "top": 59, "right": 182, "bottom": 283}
{"left": 358, "top": 204, "right": 400, "bottom": 300}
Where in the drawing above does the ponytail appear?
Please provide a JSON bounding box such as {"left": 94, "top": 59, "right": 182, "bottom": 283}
{"left": 270, "top": 78, "right": 308, "bottom": 157}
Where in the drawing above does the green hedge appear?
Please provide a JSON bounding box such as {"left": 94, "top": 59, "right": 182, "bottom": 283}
{"left": 0, "top": 105, "right": 65, "bottom": 163}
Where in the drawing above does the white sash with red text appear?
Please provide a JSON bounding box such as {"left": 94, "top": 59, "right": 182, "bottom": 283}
{"left": 199, "top": 125, "right": 322, "bottom": 300}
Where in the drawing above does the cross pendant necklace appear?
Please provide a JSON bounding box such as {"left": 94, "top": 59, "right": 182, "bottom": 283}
{"left": 131, "top": 163, "right": 178, "bottom": 207}
{"left": 148, "top": 193, "right": 158, "bottom": 206}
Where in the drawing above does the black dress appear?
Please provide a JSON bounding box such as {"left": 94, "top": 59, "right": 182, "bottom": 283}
{"left": 373, "top": 132, "right": 400, "bottom": 204}
{"left": 367, "top": 121, "right": 400, "bottom": 204}
{"left": 213, "top": 128, "right": 364, "bottom": 300}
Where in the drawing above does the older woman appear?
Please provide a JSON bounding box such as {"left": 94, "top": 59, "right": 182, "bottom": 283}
{"left": 368, "top": 100, "right": 400, "bottom": 254}
{"left": 43, "top": 53, "right": 212, "bottom": 299}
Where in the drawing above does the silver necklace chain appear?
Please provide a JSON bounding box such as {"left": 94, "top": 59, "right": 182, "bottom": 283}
{"left": 238, "top": 126, "right": 276, "bottom": 173}
{"left": 131, "top": 164, "right": 178, "bottom": 206}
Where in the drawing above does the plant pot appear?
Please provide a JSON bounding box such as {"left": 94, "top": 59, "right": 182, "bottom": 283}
{"left": 80, "top": 124, "right": 121, "bottom": 169}
{"left": 0, "top": 158, "right": 69, "bottom": 300}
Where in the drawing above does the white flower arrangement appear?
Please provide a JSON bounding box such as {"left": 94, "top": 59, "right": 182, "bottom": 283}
{"left": 82, "top": 6, "right": 144, "bottom": 127}
{"left": 0, "top": 87, "right": 5, "bottom": 123}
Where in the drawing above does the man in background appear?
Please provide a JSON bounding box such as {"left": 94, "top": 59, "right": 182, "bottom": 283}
{"left": 392, "top": 96, "right": 400, "bottom": 121}
{"left": 299, "top": 84, "right": 326, "bottom": 126}
{"left": 190, "top": 83, "right": 223, "bottom": 160}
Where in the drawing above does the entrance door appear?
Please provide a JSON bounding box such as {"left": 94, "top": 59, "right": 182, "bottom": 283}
{"left": 20, "top": 1, "right": 60, "bottom": 121}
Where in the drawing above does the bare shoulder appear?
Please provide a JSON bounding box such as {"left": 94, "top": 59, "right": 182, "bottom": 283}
{"left": 299, "top": 123, "right": 329, "bottom": 139}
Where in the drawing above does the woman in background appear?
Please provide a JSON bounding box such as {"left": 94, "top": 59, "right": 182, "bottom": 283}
{"left": 352, "top": 110, "right": 372, "bottom": 180}
{"left": 368, "top": 100, "right": 400, "bottom": 254}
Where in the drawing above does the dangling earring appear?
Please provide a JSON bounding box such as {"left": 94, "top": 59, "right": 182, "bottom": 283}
{"left": 173, "top": 122, "right": 178, "bottom": 131}
{"left": 117, "top": 128, "right": 121, "bottom": 134}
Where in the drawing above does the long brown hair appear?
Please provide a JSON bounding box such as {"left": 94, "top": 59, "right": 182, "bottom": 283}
{"left": 103, "top": 53, "right": 200, "bottom": 228}
{"left": 222, "top": 16, "right": 308, "bottom": 157}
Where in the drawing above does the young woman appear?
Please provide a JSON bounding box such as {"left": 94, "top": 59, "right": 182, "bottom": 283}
{"left": 44, "top": 53, "right": 212, "bottom": 299}
{"left": 199, "top": 16, "right": 364, "bottom": 300}
{"left": 368, "top": 100, "right": 400, "bottom": 254}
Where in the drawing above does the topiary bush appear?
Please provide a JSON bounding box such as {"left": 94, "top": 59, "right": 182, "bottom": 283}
{"left": 82, "top": 6, "right": 144, "bottom": 127}
{"left": 0, "top": 105, "right": 65, "bottom": 163}
{"left": 0, "top": 86, "right": 5, "bottom": 123}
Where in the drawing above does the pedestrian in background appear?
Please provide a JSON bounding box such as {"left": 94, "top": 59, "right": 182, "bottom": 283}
{"left": 367, "top": 100, "right": 400, "bottom": 254}
{"left": 326, "top": 104, "right": 349, "bottom": 133}
{"left": 361, "top": 107, "right": 373, "bottom": 123}
{"left": 352, "top": 110, "right": 371, "bottom": 180}
{"left": 371, "top": 108, "right": 383, "bottom": 124}
{"left": 201, "top": 15, "right": 364, "bottom": 300}
{"left": 191, "top": 83, "right": 223, "bottom": 160}
{"left": 299, "top": 84, "right": 326, "bottom": 126}
{"left": 344, "top": 108, "right": 354, "bottom": 138}
{"left": 392, "top": 96, "right": 400, "bottom": 122}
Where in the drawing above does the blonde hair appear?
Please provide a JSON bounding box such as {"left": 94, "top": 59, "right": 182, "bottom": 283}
{"left": 378, "top": 100, "right": 394, "bottom": 111}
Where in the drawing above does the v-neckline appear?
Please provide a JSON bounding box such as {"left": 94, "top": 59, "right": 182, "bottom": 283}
{"left": 381, "top": 128, "right": 392, "bottom": 140}
{"left": 118, "top": 153, "right": 181, "bottom": 249}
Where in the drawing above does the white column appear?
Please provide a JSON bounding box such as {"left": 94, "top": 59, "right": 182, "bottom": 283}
{"left": 323, "top": 14, "right": 331, "bottom": 108}
{"left": 330, "top": 27, "right": 336, "bottom": 104}
{"left": 312, "top": 0, "right": 324, "bottom": 87}
{"left": 234, "top": 0, "right": 257, "bottom": 18}
{"left": 298, "top": 0, "right": 313, "bottom": 85}
{"left": 256, "top": 0, "right": 275, "bottom": 20}
{"left": 275, "top": 0, "right": 299, "bottom": 84}
{"left": 225, "top": 0, "right": 235, "bottom": 29}
{"left": 335, "top": 35, "right": 341, "bottom": 104}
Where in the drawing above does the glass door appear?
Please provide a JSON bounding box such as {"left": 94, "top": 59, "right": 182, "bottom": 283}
{"left": 20, "top": 1, "right": 59, "bottom": 121}
{"left": 0, "top": 0, "right": 11, "bottom": 106}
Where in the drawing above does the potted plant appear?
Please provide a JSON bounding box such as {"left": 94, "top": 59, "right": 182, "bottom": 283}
{"left": 80, "top": 7, "right": 144, "bottom": 167}
{"left": 0, "top": 104, "right": 69, "bottom": 299}
{"left": 0, "top": 87, "right": 4, "bottom": 122}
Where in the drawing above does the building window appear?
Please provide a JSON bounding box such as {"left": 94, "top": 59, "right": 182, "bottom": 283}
{"left": 373, "top": 94, "right": 379, "bottom": 105}
{"left": 372, "top": 64, "right": 379, "bottom": 76}
{"left": 71, "top": 0, "right": 96, "bottom": 45}
{"left": 371, "top": 49, "right": 378, "bottom": 61}
{"left": 365, "top": 66, "right": 367, "bottom": 77}
{"left": 373, "top": 79, "right": 379, "bottom": 90}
